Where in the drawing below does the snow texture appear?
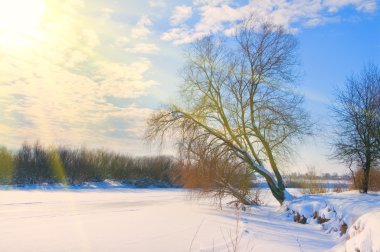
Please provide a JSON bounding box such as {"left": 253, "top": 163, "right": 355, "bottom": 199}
{"left": 285, "top": 191, "right": 380, "bottom": 252}
{"left": 332, "top": 210, "right": 380, "bottom": 252}
{"left": 0, "top": 184, "right": 379, "bottom": 251}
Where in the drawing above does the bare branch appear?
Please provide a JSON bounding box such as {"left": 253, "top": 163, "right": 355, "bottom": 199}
{"left": 145, "top": 20, "right": 311, "bottom": 205}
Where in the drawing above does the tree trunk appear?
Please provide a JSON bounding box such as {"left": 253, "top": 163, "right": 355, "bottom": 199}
{"left": 230, "top": 179, "right": 286, "bottom": 205}
{"left": 267, "top": 181, "right": 286, "bottom": 205}
{"left": 260, "top": 171, "right": 288, "bottom": 205}
{"left": 220, "top": 172, "right": 288, "bottom": 205}
{"left": 362, "top": 164, "right": 371, "bottom": 193}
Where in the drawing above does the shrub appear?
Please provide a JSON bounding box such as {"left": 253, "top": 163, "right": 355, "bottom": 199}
{"left": 13, "top": 142, "right": 54, "bottom": 184}
{"left": 0, "top": 147, "right": 15, "bottom": 184}
{"left": 173, "top": 152, "right": 255, "bottom": 206}
{"left": 299, "top": 166, "right": 327, "bottom": 194}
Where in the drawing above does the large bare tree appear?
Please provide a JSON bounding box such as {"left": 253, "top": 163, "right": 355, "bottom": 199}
{"left": 146, "top": 20, "right": 311, "bottom": 205}
{"left": 331, "top": 63, "right": 380, "bottom": 193}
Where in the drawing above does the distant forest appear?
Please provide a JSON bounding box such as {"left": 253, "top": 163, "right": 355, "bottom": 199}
{"left": 0, "top": 142, "right": 177, "bottom": 187}
{"left": 1, "top": 142, "right": 378, "bottom": 192}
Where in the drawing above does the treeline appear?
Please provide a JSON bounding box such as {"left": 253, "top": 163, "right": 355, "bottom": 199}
{"left": 285, "top": 172, "right": 350, "bottom": 181}
{"left": 0, "top": 142, "right": 177, "bottom": 187}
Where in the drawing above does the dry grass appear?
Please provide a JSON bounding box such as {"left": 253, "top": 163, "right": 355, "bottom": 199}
{"left": 300, "top": 180, "right": 327, "bottom": 194}
{"left": 222, "top": 205, "right": 254, "bottom": 252}
{"left": 189, "top": 205, "right": 254, "bottom": 252}
{"left": 299, "top": 167, "right": 327, "bottom": 194}
{"left": 332, "top": 182, "right": 347, "bottom": 193}
{"left": 350, "top": 168, "right": 380, "bottom": 191}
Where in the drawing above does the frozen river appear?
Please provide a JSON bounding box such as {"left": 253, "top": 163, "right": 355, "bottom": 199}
{"left": 0, "top": 188, "right": 338, "bottom": 251}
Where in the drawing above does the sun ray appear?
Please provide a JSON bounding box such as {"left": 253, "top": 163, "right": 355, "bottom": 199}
{"left": 27, "top": 106, "right": 92, "bottom": 252}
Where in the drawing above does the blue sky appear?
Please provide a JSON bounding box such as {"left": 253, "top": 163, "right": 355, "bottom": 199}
{"left": 0, "top": 0, "right": 379, "bottom": 174}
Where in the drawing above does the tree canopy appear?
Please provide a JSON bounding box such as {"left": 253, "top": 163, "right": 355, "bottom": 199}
{"left": 146, "top": 20, "right": 311, "bottom": 205}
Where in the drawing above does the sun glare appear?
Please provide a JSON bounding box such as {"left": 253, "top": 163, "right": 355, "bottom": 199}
{"left": 0, "top": 0, "right": 46, "bottom": 46}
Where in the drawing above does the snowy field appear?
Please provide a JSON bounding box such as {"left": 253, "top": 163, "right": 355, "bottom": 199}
{"left": 0, "top": 185, "right": 379, "bottom": 251}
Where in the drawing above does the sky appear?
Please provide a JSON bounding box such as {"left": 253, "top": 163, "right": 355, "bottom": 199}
{"left": 0, "top": 0, "right": 379, "bottom": 174}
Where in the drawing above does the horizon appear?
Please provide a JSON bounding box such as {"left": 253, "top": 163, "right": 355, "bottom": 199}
{"left": 0, "top": 0, "right": 379, "bottom": 175}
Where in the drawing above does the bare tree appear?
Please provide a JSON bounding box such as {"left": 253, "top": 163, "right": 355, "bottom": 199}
{"left": 331, "top": 63, "right": 380, "bottom": 193}
{"left": 175, "top": 134, "right": 254, "bottom": 205}
{"left": 146, "top": 20, "right": 311, "bottom": 205}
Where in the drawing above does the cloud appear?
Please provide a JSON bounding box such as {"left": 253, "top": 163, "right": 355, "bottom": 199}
{"left": 161, "top": 26, "right": 194, "bottom": 45}
{"left": 114, "top": 36, "right": 130, "bottom": 47}
{"left": 324, "top": 0, "right": 377, "bottom": 13}
{"left": 101, "top": 7, "right": 113, "bottom": 19}
{"left": 0, "top": 0, "right": 157, "bottom": 152}
{"left": 162, "top": 0, "right": 378, "bottom": 44}
{"left": 131, "top": 16, "right": 153, "bottom": 39}
{"left": 97, "top": 59, "right": 158, "bottom": 98}
{"left": 170, "top": 5, "right": 193, "bottom": 25}
{"left": 162, "top": 3, "right": 242, "bottom": 44}
{"left": 125, "top": 43, "right": 160, "bottom": 54}
{"left": 149, "top": 0, "right": 167, "bottom": 8}
{"left": 193, "top": 0, "right": 232, "bottom": 6}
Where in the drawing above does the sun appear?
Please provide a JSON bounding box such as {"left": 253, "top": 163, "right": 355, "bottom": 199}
{"left": 0, "top": 0, "right": 46, "bottom": 46}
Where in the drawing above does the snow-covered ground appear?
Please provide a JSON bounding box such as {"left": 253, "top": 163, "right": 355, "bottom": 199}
{"left": 337, "top": 210, "right": 380, "bottom": 252}
{"left": 285, "top": 191, "right": 380, "bottom": 252}
{"left": 0, "top": 185, "right": 379, "bottom": 251}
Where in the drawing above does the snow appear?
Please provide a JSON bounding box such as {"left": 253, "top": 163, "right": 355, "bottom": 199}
{"left": 345, "top": 210, "right": 380, "bottom": 252}
{"left": 285, "top": 191, "right": 380, "bottom": 252}
{"left": 0, "top": 185, "right": 379, "bottom": 251}
{"left": 331, "top": 210, "right": 380, "bottom": 252}
{"left": 286, "top": 192, "right": 380, "bottom": 231}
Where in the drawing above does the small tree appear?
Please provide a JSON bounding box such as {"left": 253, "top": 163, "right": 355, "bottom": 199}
{"left": 175, "top": 135, "right": 254, "bottom": 205}
{"left": 146, "top": 19, "right": 311, "bottom": 205}
{"left": 331, "top": 63, "right": 380, "bottom": 193}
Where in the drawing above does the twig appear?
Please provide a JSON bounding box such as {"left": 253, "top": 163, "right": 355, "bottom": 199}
{"left": 189, "top": 220, "right": 205, "bottom": 252}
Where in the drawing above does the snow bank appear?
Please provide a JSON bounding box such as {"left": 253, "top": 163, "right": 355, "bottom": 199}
{"left": 285, "top": 196, "right": 347, "bottom": 236}
{"left": 332, "top": 210, "right": 380, "bottom": 252}
{"left": 284, "top": 191, "right": 380, "bottom": 251}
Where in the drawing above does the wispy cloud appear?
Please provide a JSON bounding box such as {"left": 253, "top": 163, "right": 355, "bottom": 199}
{"left": 171, "top": 5, "right": 193, "bottom": 25}
{"left": 97, "top": 59, "right": 158, "bottom": 98}
{"left": 101, "top": 7, "right": 113, "bottom": 19}
{"left": 131, "top": 16, "right": 153, "bottom": 39}
{"left": 162, "top": 0, "right": 377, "bottom": 44}
{"left": 324, "top": 0, "right": 377, "bottom": 13}
{"left": 149, "top": 0, "right": 167, "bottom": 8}
{"left": 125, "top": 43, "right": 160, "bottom": 54}
{"left": 0, "top": 0, "right": 157, "bottom": 151}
